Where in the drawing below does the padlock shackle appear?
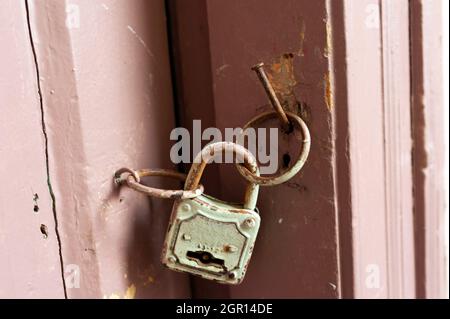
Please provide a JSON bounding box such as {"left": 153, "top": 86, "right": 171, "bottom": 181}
{"left": 185, "top": 142, "right": 260, "bottom": 210}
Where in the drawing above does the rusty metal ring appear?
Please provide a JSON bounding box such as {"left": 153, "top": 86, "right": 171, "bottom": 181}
{"left": 236, "top": 111, "right": 311, "bottom": 186}
{"left": 114, "top": 168, "right": 203, "bottom": 199}
{"left": 185, "top": 142, "right": 260, "bottom": 210}
{"left": 114, "top": 167, "right": 140, "bottom": 184}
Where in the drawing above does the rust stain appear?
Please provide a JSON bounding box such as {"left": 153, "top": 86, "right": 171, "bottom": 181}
{"left": 266, "top": 53, "right": 298, "bottom": 112}
{"left": 324, "top": 73, "right": 333, "bottom": 111}
{"left": 229, "top": 209, "right": 248, "bottom": 214}
{"left": 267, "top": 54, "right": 297, "bottom": 97}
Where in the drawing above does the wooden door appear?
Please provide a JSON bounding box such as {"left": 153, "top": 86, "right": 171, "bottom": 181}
{"left": 0, "top": 0, "right": 446, "bottom": 298}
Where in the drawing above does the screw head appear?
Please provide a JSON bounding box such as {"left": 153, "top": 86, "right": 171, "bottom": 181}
{"left": 180, "top": 203, "right": 191, "bottom": 212}
{"left": 167, "top": 255, "right": 177, "bottom": 263}
{"left": 228, "top": 271, "right": 238, "bottom": 280}
{"left": 243, "top": 218, "right": 256, "bottom": 228}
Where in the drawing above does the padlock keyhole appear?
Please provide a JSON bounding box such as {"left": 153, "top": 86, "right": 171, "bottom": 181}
{"left": 186, "top": 251, "right": 225, "bottom": 268}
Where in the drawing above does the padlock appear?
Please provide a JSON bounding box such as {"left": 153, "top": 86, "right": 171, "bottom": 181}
{"left": 161, "top": 142, "right": 260, "bottom": 284}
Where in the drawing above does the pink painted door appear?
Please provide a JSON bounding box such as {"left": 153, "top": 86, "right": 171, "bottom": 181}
{"left": 0, "top": 0, "right": 446, "bottom": 299}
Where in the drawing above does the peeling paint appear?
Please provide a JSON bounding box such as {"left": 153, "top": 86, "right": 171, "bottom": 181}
{"left": 267, "top": 54, "right": 298, "bottom": 112}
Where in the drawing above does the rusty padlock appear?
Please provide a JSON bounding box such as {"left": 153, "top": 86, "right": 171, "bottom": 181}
{"left": 161, "top": 142, "right": 260, "bottom": 284}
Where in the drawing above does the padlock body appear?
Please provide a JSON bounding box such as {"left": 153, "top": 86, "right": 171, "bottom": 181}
{"left": 161, "top": 194, "right": 260, "bottom": 284}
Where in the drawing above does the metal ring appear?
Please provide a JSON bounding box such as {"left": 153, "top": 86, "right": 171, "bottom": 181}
{"left": 114, "top": 168, "right": 203, "bottom": 199}
{"left": 236, "top": 111, "right": 311, "bottom": 186}
{"left": 114, "top": 167, "right": 140, "bottom": 184}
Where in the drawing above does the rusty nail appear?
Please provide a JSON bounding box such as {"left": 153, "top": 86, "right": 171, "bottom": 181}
{"left": 251, "top": 62, "right": 291, "bottom": 130}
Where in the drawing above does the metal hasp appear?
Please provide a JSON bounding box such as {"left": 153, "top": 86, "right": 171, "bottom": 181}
{"left": 161, "top": 142, "right": 261, "bottom": 284}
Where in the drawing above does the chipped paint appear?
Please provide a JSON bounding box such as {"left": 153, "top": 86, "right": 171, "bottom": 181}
{"left": 103, "top": 284, "right": 136, "bottom": 299}
{"left": 124, "top": 284, "right": 136, "bottom": 299}
{"left": 267, "top": 54, "right": 298, "bottom": 112}
{"left": 324, "top": 73, "right": 333, "bottom": 111}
